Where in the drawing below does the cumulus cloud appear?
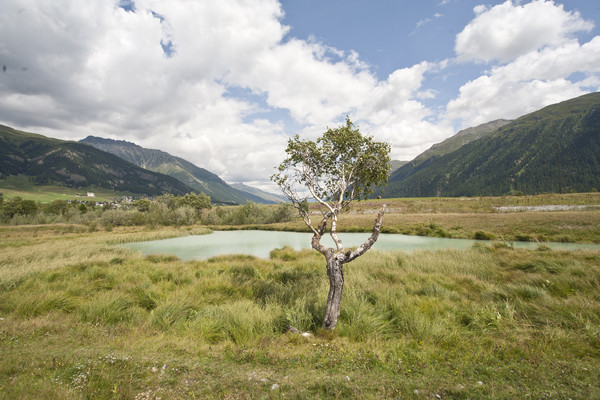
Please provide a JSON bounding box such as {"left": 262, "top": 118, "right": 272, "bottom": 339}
{"left": 356, "top": 62, "right": 454, "bottom": 160}
{"left": 0, "top": 0, "right": 598, "bottom": 190}
{"left": 0, "top": 0, "right": 441, "bottom": 184}
{"left": 0, "top": 0, "right": 293, "bottom": 183}
{"left": 456, "top": 0, "right": 594, "bottom": 63}
{"left": 447, "top": 0, "right": 600, "bottom": 129}
{"left": 229, "top": 38, "right": 377, "bottom": 125}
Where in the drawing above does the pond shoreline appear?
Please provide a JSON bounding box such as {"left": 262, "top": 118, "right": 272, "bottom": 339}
{"left": 123, "top": 230, "right": 600, "bottom": 261}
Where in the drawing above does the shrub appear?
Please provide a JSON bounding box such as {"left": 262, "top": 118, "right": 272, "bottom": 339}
{"left": 474, "top": 230, "right": 495, "bottom": 240}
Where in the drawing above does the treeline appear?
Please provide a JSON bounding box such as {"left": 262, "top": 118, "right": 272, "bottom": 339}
{"left": 0, "top": 193, "right": 295, "bottom": 229}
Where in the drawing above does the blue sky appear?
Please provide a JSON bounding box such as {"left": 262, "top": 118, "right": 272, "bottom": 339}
{"left": 280, "top": 0, "right": 600, "bottom": 125}
{"left": 0, "top": 0, "right": 599, "bottom": 190}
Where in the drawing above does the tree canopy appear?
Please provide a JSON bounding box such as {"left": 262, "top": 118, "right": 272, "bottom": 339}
{"left": 272, "top": 117, "right": 390, "bottom": 232}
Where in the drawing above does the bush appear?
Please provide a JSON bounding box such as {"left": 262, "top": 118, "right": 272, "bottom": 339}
{"left": 1, "top": 196, "right": 38, "bottom": 218}
{"left": 200, "top": 202, "right": 295, "bottom": 225}
{"left": 474, "top": 230, "right": 495, "bottom": 240}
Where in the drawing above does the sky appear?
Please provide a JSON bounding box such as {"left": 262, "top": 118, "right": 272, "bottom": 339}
{"left": 1, "top": 0, "right": 599, "bottom": 192}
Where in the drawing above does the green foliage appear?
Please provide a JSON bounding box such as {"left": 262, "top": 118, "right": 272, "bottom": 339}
{"left": 178, "top": 192, "right": 211, "bottom": 210}
{"left": 1, "top": 195, "right": 19, "bottom": 218}
{"left": 0, "top": 190, "right": 295, "bottom": 227}
{"left": 200, "top": 202, "right": 295, "bottom": 225}
{"left": 273, "top": 117, "right": 390, "bottom": 211}
{"left": 133, "top": 198, "right": 151, "bottom": 212}
{"left": 0, "top": 196, "right": 40, "bottom": 219}
{"left": 43, "top": 199, "right": 69, "bottom": 215}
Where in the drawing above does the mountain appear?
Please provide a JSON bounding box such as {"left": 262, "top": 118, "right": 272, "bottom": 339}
{"left": 390, "top": 160, "right": 408, "bottom": 174}
{"left": 412, "top": 119, "right": 512, "bottom": 166}
{"left": 80, "top": 136, "right": 268, "bottom": 204}
{"left": 0, "top": 125, "right": 193, "bottom": 196}
{"left": 231, "top": 183, "right": 286, "bottom": 204}
{"left": 382, "top": 92, "right": 600, "bottom": 197}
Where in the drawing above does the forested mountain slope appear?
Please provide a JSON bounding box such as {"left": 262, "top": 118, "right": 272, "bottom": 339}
{"left": 382, "top": 92, "right": 600, "bottom": 197}
{"left": 80, "top": 136, "right": 268, "bottom": 204}
{"left": 0, "top": 125, "right": 193, "bottom": 196}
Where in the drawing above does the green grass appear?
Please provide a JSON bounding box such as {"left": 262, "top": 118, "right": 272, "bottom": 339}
{"left": 0, "top": 176, "right": 121, "bottom": 202}
{"left": 1, "top": 225, "right": 599, "bottom": 398}
{"left": 256, "top": 193, "right": 600, "bottom": 243}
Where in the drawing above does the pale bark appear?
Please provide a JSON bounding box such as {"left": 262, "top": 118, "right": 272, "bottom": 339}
{"left": 345, "top": 205, "right": 386, "bottom": 262}
{"left": 312, "top": 204, "right": 387, "bottom": 330}
{"left": 322, "top": 251, "right": 344, "bottom": 330}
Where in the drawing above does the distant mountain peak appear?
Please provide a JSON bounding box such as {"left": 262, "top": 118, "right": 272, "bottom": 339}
{"left": 231, "top": 183, "right": 286, "bottom": 204}
{"left": 80, "top": 136, "right": 274, "bottom": 204}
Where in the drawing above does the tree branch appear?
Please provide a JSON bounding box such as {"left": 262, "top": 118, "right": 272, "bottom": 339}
{"left": 329, "top": 213, "right": 344, "bottom": 252}
{"left": 311, "top": 213, "right": 330, "bottom": 255}
{"left": 344, "top": 204, "right": 386, "bottom": 263}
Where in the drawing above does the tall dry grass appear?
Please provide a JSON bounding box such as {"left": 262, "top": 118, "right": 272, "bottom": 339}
{"left": 1, "top": 224, "right": 599, "bottom": 398}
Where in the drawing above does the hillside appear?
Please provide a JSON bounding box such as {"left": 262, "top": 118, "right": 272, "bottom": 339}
{"left": 0, "top": 125, "right": 193, "bottom": 196}
{"left": 389, "top": 160, "right": 408, "bottom": 174}
{"left": 382, "top": 92, "right": 600, "bottom": 197}
{"left": 412, "top": 119, "right": 512, "bottom": 166}
{"left": 80, "top": 136, "right": 269, "bottom": 204}
{"left": 230, "top": 183, "right": 286, "bottom": 204}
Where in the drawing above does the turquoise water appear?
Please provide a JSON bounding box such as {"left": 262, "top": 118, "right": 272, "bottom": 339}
{"left": 122, "top": 230, "right": 600, "bottom": 261}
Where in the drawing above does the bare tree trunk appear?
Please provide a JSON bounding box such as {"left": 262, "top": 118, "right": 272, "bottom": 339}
{"left": 313, "top": 205, "right": 387, "bottom": 330}
{"left": 322, "top": 250, "right": 344, "bottom": 330}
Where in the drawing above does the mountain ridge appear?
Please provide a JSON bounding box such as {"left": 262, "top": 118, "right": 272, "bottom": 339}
{"left": 80, "top": 136, "right": 273, "bottom": 204}
{"left": 382, "top": 92, "right": 600, "bottom": 197}
{"left": 0, "top": 125, "right": 193, "bottom": 196}
{"left": 231, "top": 183, "right": 287, "bottom": 204}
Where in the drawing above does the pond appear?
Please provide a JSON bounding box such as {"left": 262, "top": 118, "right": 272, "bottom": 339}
{"left": 122, "top": 230, "right": 600, "bottom": 261}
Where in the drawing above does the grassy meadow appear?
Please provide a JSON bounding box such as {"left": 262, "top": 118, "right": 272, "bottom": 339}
{"left": 0, "top": 176, "right": 120, "bottom": 202}
{"left": 231, "top": 193, "right": 600, "bottom": 244}
{"left": 1, "top": 195, "right": 600, "bottom": 399}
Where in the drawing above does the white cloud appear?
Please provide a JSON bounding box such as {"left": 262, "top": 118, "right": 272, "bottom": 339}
{"left": 356, "top": 62, "right": 454, "bottom": 161}
{"left": 0, "top": 0, "right": 598, "bottom": 191}
{"left": 447, "top": 2, "right": 600, "bottom": 129}
{"left": 228, "top": 38, "right": 377, "bottom": 125}
{"left": 0, "top": 0, "right": 292, "bottom": 184}
{"left": 473, "top": 5, "right": 487, "bottom": 15}
{"left": 446, "top": 76, "right": 587, "bottom": 127}
{"left": 456, "top": 0, "right": 594, "bottom": 63}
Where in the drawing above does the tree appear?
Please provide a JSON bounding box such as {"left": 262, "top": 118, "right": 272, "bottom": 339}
{"left": 133, "top": 198, "right": 151, "bottom": 212}
{"left": 21, "top": 200, "right": 39, "bottom": 216}
{"left": 179, "top": 192, "right": 211, "bottom": 211}
{"left": 1, "top": 196, "right": 24, "bottom": 218}
{"left": 272, "top": 117, "right": 390, "bottom": 330}
{"left": 45, "top": 199, "right": 70, "bottom": 215}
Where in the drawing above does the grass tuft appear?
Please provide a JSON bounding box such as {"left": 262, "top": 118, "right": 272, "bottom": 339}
{"left": 79, "top": 293, "right": 137, "bottom": 324}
